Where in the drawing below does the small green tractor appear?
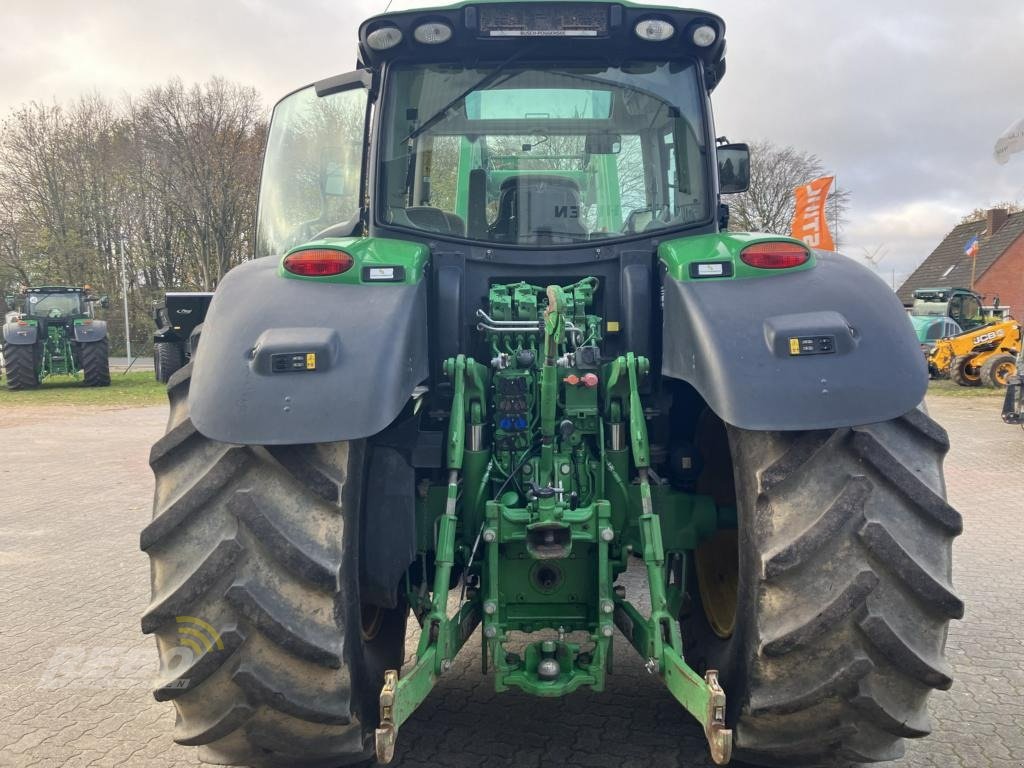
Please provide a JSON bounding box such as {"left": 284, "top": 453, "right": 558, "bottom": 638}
{"left": 2, "top": 285, "right": 110, "bottom": 389}
{"left": 142, "top": 3, "right": 962, "bottom": 767}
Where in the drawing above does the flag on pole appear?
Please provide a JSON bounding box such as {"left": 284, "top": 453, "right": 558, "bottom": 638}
{"left": 994, "top": 116, "right": 1024, "bottom": 165}
{"left": 963, "top": 234, "right": 980, "bottom": 259}
{"left": 790, "top": 176, "right": 835, "bottom": 251}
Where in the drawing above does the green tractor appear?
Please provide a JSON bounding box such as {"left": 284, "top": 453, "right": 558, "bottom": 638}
{"left": 141, "top": 3, "right": 962, "bottom": 766}
{"left": 2, "top": 285, "right": 110, "bottom": 389}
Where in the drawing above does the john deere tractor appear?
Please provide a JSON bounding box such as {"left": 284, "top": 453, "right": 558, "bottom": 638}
{"left": 142, "top": 4, "right": 962, "bottom": 766}
{"left": 2, "top": 285, "right": 110, "bottom": 389}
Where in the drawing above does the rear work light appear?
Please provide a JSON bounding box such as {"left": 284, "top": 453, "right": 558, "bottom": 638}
{"left": 283, "top": 249, "right": 355, "bottom": 277}
{"left": 691, "top": 24, "right": 717, "bottom": 47}
{"left": 367, "top": 25, "right": 403, "bottom": 50}
{"left": 635, "top": 18, "right": 675, "bottom": 41}
{"left": 739, "top": 241, "right": 810, "bottom": 270}
{"left": 414, "top": 21, "right": 453, "bottom": 44}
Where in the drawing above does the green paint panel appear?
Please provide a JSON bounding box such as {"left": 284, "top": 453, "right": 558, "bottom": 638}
{"left": 278, "top": 237, "right": 429, "bottom": 285}
{"left": 659, "top": 231, "right": 817, "bottom": 282}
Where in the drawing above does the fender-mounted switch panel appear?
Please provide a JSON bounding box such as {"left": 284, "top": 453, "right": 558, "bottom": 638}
{"left": 271, "top": 352, "right": 318, "bottom": 372}
{"left": 788, "top": 335, "right": 836, "bottom": 356}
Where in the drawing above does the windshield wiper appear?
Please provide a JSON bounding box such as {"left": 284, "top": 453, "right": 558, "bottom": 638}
{"left": 402, "top": 45, "right": 536, "bottom": 144}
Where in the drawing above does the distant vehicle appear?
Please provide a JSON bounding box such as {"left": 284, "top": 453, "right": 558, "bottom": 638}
{"left": 909, "top": 286, "right": 987, "bottom": 332}
{"left": 910, "top": 315, "right": 963, "bottom": 351}
{"left": 928, "top": 317, "right": 1022, "bottom": 386}
{"left": 151, "top": 292, "right": 213, "bottom": 383}
{"left": 2, "top": 285, "right": 110, "bottom": 389}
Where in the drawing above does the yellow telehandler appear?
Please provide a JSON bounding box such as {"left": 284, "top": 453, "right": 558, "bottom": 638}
{"left": 929, "top": 317, "right": 1022, "bottom": 387}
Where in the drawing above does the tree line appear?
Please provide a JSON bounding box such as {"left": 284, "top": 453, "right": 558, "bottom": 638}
{"left": 0, "top": 78, "right": 266, "bottom": 355}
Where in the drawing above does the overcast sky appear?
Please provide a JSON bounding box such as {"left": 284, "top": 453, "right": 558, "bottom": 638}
{"left": 1, "top": 0, "right": 1022, "bottom": 282}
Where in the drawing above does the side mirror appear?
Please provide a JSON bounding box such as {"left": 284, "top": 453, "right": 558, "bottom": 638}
{"left": 717, "top": 143, "right": 750, "bottom": 194}
{"left": 100, "top": 296, "right": 110, "bottom": 309}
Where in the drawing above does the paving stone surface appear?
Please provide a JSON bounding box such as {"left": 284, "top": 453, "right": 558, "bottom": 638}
{"left": 0, "top": 395, "right": 1021, "bottom": 767}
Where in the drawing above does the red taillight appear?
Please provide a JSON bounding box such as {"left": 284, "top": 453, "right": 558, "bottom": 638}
{"left": 740, "top": 241, "right": 810, "bottom": 270}
{"left": 283, "top": 248, "right": 354, "bottom": 277}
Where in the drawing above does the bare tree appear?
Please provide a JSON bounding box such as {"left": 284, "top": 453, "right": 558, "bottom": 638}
{"left": 0, "top": 78, "right": 266, "bottom": 353}
{"left": 132, "top": 78, "right": 264, "bottom": 289}
{"left": 725, "top": 140, "right": 850, "bottom": 245}
{"left": 959, "top": 201, "right": 1022, "bottom": 224}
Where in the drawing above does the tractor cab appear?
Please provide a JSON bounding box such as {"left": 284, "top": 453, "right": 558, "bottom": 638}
{"left": 910, "top": 286, "right": 986, "bottom": 331}
{"left": 254, "top": 2, "right": 751, "bottom": 386}
{"left": 255, "top": 5, "right": 738, "bottom": 255}
{"left": 16, "top": 286, "right": 106, "bottom": 324}
{"left": 21, "top": 287, "right": 86, "bottom": 322}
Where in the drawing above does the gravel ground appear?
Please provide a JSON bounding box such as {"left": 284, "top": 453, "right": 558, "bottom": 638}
{"left": 0, "top": 395, "right": 1021, "bottom": 768}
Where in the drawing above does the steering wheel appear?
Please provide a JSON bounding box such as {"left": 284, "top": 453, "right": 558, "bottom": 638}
{"left": 49, "top": 308, "right": 63, "bottom": 318}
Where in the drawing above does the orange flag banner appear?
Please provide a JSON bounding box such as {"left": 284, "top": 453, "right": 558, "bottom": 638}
{"left": 790, "top": 175, "right": 835, "bottom": 251}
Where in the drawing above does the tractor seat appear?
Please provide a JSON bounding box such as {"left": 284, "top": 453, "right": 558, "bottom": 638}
{"left": 489, "top": 175, "right": 587, "bottom": 244}
{"left": 404, "top": 206, "right": 466, "bottom": 237}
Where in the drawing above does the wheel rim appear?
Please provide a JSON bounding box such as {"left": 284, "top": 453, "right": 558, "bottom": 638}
{"left": 361, "top": 604, "right": 384, "bottom": 642}
{"left": 695, "top": 529, "right": 739, "bottom": 639}
{"left": 961, "top": 362, "right": 980, "bottom": 383}
{"left": 994, "top": 361, "right": 1015, "bottom": 387}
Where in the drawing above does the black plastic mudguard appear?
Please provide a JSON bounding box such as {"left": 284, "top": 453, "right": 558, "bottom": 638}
{"left": 2, "top": 321, "right": 37, "bottom": 345}
{"left": 662, "top": 251, "right": 927, "bottom": 430}
{"left": 72, "top": 320, "right": 107, "bottom": 343}
{"left": 189, "top": 257, "right": 429, "bottom": 445}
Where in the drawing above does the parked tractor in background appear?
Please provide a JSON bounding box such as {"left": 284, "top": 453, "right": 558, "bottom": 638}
{"left": 141, "top": 3, "right": 962, "bottom": 767}
{"left": 2, "top": 285, "right": 110, "bottom": 390}
{"left": 909, "top": 286, "right": 989, "bottom": 333}
{"left": 152, "top": 292, "right": 213, "bottom": 383}
{"left": 927, "top": 317, "right": 1022, "bottom": 387}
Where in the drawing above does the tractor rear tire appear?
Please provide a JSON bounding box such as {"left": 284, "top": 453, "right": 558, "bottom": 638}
{"left": 155, "top": 341, "right": 186, "bottom": 383}
{"left": 682, "top": 408, "right": 962, "bottom": 767}
{"left": 80, "top": 339, "right": 110, "bottom": 386}
{"left": 949, "top": 354, "right": 980, "bottom": 387}
{"left": 979, "top": 353, "right": 1016, "bottom": 388}
{"left": 142, "top": 363, "right": 407, "bottom": 767}
{"left": 2, "top": 343, "right": 40, "bottom": 390}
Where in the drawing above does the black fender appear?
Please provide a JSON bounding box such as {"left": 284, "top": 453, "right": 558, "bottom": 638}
{"left": 662, "top": 251, "right": 927, "bottom": 430}
{"left": 2, "top": 320, "right": 37, "bottom": 345}
{"left": 72, "top": 320, "right": 107, "bottom": 343}
{"left": 189, "top": 257, "right": 429, "bottom": 445}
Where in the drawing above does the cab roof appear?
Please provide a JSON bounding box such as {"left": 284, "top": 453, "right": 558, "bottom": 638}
{"left": 355, "top": 1, "right": 727, "bottom": 89}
